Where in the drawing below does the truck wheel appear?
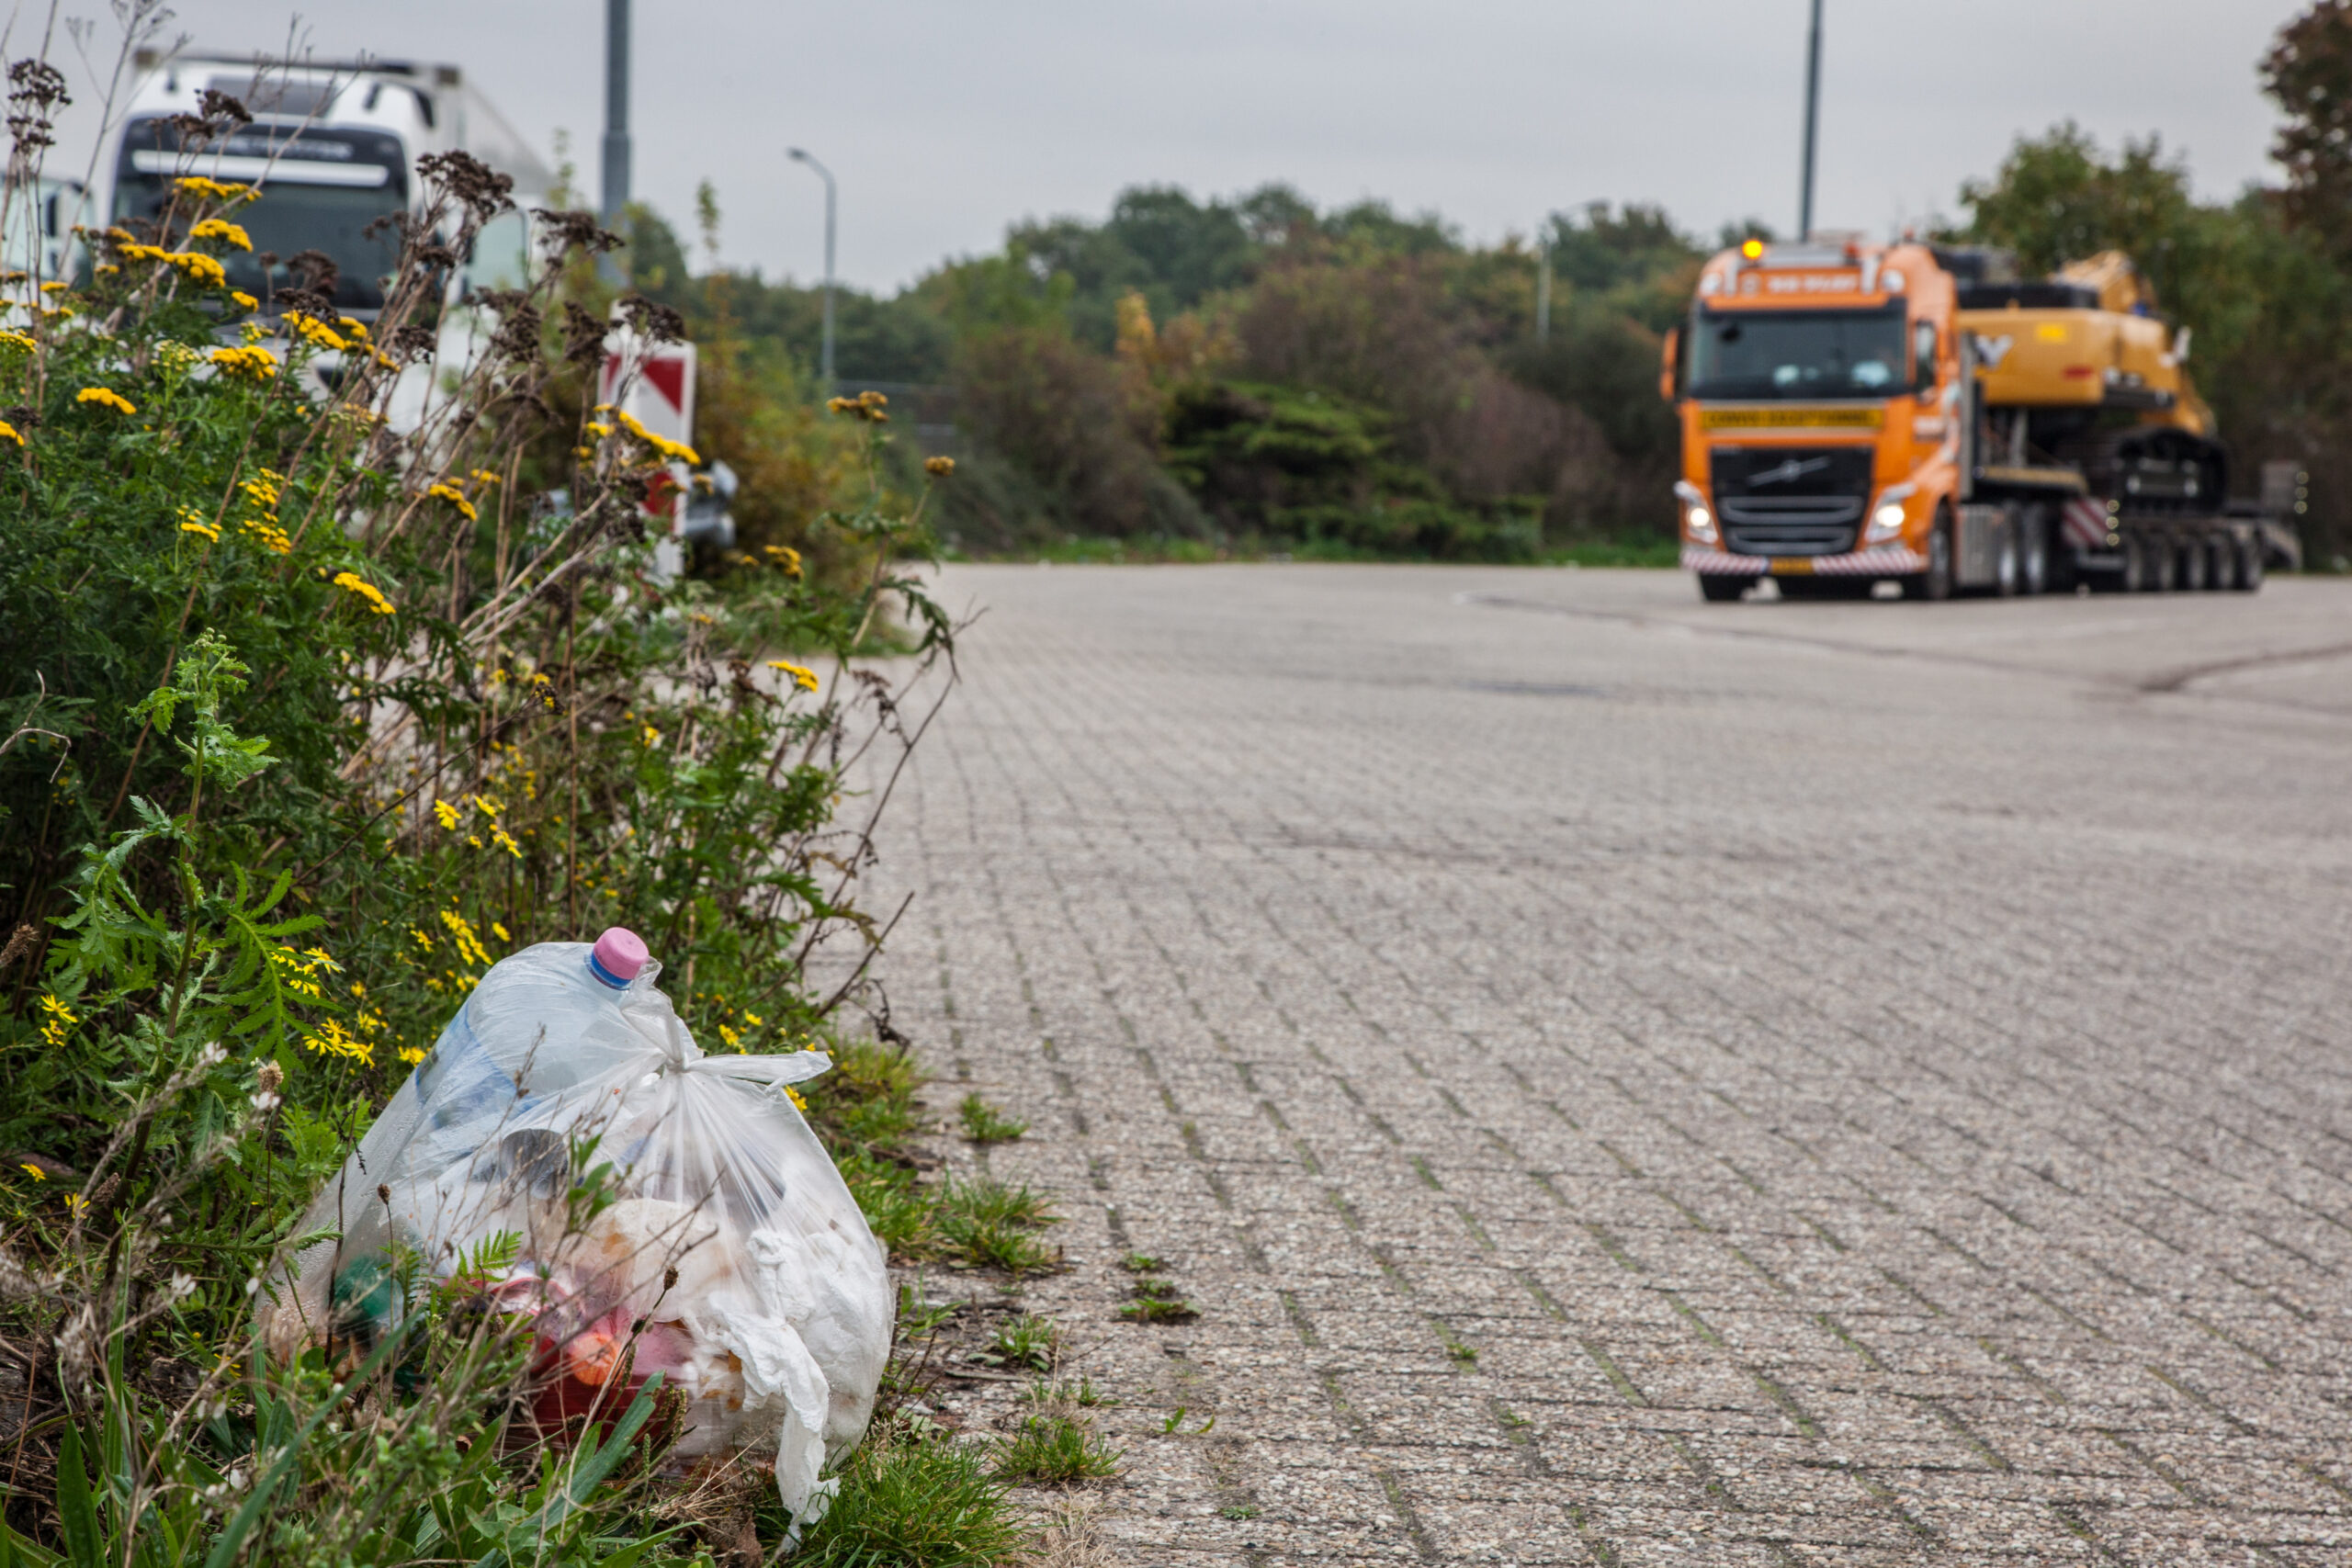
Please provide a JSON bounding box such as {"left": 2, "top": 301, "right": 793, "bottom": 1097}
{"left": 1902, "top": 512, "right": 1954, "bottom": 601}
{"left": 2233, "top": 536, "right": 2265, "bottom": 592}
{"left": 2203, "top": 538, "right": 2231, "bottom": 591}
{"left": 2179, "top": 539, "right": 2209, "bottom": 592}
{"left": 2019, "top": 514, "right": 2049, "bottom": 595}
{"left": 1697, "top": 574, "right": 1747, "bottom": 603}
{"left": 1993, "top": 524, "right": 2020, "bottom": 597}
{"left": 2153, "top": 539, "right": 2177, "bottom": 591}
{"left": 2123, "top": 536, "right": 2152, "bottom": 592}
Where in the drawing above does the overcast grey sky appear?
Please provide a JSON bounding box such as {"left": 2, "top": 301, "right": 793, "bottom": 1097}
{"left": 37, "top": 1, "right": 2312, "bottom": 292}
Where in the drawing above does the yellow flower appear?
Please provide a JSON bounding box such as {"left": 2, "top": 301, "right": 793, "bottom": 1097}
{"left": 437, "top": 908, "right": 493, "bottom": 967}
{"left": 0, "top": 422, "right": 22, "bottom": 448}
{"left": 175, "top": 175, "right": 255, "bottom": 201}
{"left": 742, "top": 1010, "right": 764, "bottom": 1027}
{"left": 188, "top": 218, "right": 253, "bottom": 252}
{"left": 763, "top": 545, "right": 804, "bottom": 578}
{"left": 179, "top": 518, "right": 221, "bottom": 543}
{"left": 785, "top": 1084, "right": 808, "bottom": 1111}
{"left": 338, "top": 317, "right": 370, "bottom": 341}
{"left": 286, "top": 313, "right": 347, "bottom": 353}
{"left": 17, "top": 1164, "right": 42, "bottom": 1182}
{"left": 615, "top": 408, "right": 700, "bottom": 465}
{"left": 924, "top": 456, "right": 956, "bottom": 477}
{"left": 433, "top": 798, "right": 460, "bottom": 829}
{"left": 210, "top": 344, "right": 278, "bottom": 380}
{"left": 425, "top": 480, "right": 479, "bottom": 522}
{"left": 331, "top": 570, "right": 396, "bottom": 615}
{"left": 718, "top": 1022, "right": 742, "bottom": 1050}
{"left": 766, "top": 659, "right": 820, "bottom": 693}
{"left": 0, "top": 331, "right": 34, "bottom": 354}
{"left": 239, "top": 515, "right": 292, "bottom": 554}
{"left": 230, "top": 290, "right": 258, "bottom": 310}
{"left": 299, "top": 1018, "right": 373, "bottom": 1066}
{"left": 827, "top": 389, "right": 891, "bottom": 423}
{"left": 639, "top": 723, "right": 662, "bottom": 748}
{"left": 469, "top": 468, "right": 501, "bottom": 487}
{"left": 39, "top": 281, "right": 64, "bottom": 294}
{"left": 398, "top": 1045, "right": 428, "bottom": 1065}
{"left": 584, "top": 422, "right": 614, "bottom": 438}
{"left": 120, "top": 246, "right": 228, "bottom": 288}
{"left": 487, "top": 824, "right": 524, "bottom": 860}
{"left": 75, "top": 387, "right": 135, "bottom": 415}
{"left": 37, "top": 994, "right": 75, "bottom": 1047}
{"left": 491, "top": 921, "right": 511, "bottom": 942}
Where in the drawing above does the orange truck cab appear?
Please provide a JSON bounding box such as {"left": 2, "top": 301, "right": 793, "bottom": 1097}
{"left": 1664, "top": 237, "right": 1961, "bottom": 600}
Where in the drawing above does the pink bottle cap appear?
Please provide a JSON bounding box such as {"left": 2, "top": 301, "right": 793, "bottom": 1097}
{"left": 591, "top": 927, "right": 649, "bottom": 987}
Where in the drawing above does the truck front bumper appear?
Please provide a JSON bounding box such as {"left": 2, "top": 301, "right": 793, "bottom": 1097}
{"left": 1683, "top": 545, "right": 1929, "bottom": 577}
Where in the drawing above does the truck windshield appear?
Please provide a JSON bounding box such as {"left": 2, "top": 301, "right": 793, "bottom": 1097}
{"left": 1688, "top": 305, "right": 1906, "bottom": 400}
{"left": 110, "top": 118, "right": 408, "bottom": 312}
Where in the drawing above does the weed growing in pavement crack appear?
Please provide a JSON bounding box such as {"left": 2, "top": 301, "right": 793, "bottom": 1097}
{"left": 1024, "top": 1375, "right": 1114, "bottom": 1409}
{"left": 994, "top": 1411, "right": 1124, "bottom": 1486}
{"left": 980, "top": 1312, "right": 1062, "bottom": 1371}
{"left": 1120, "top": 1275, "right": 1200, "bottom": 1323}
{"left": 959, "top": 1093, "right": 1029, "bottom": 1144}
{"left": 938, "top": 1173, "right": 1063, "bottom": 1271}
{"left": 1119, "top": 1252, "right": 1168, "bottom": 1273}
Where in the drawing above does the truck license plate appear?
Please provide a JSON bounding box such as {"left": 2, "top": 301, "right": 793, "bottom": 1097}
{"left": 1769, "top": 558, "right": 1815, "bottom": 575}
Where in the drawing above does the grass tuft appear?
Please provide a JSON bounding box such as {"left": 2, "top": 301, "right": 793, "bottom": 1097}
{"left": 798, "top": 1434, "right": 1023, "bottom": 1567}
{"left": 992, "top": 1412, "right": 1123, "bottom": 1487}
{"left": 1118, "top": 1252, "right": 1166, "bottom": 1274}
{"left": 937, "top": 1175, "right": 1061, "bottom": 1272}
{"left": 957, "top": 1093, "right": 1029, "bottom": 1145}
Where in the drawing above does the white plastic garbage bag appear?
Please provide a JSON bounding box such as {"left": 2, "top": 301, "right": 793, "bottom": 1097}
{"left": 262, "top": 928, "right": 892, "bottom": 1528}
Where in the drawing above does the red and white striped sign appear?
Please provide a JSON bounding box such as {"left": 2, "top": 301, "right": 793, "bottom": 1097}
{"left": 2061, "top": 497, "right": 2109, "bottom": 549}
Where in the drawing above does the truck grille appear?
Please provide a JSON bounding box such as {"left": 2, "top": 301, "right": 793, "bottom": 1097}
{"left": 1710, "top": 446, "right": 1874, "bottom": 556}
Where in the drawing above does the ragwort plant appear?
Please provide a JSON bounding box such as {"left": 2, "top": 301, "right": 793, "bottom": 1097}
{"left": 0, "top": 25, "right": 975, "bottom": 1565}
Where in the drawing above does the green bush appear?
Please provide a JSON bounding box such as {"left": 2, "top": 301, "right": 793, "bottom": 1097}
{"left": 0, "top": 28, "right": 961, "bottom": 1564}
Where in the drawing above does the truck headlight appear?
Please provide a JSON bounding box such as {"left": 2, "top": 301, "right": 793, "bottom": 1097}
{"left": 1864, "top": 496, "right": 1910, "bottom": 544}
{"left": 1685, "top": 502, "right": 1717, "bottom": 543}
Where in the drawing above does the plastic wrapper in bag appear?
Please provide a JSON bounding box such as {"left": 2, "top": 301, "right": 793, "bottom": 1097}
{"left": 262, "top": 929, "right": 892, "bottom": 1526}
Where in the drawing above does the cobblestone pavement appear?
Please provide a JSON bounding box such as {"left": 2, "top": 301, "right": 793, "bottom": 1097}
{"left": 868, "top": 564, "right": 2352, "bottom": 1565}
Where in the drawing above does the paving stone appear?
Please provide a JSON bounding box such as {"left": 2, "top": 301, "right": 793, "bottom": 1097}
{"left": 865, "top": 565, "right": 2352, "bottom": 1563}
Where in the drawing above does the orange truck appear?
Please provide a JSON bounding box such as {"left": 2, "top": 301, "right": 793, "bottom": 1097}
{"left": 1660, "top": 236, "right": 2295, "bottom": 601}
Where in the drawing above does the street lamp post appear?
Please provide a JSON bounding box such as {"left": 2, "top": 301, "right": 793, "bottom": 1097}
{"left": 600, "top": 0, "right": 630, "bottom": 285}
{"left": 788, "top": 147, "right": 837, "bottom": 392}
{"left": 1798, "top": 0, "right": 1823, "bottom": 241}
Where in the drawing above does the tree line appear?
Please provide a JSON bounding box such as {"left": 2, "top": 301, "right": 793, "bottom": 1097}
{"left": 639, "top": 0, "right": 2352, "bottom": 566}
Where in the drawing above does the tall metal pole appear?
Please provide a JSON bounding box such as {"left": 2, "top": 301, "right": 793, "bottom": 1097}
{"left": 601, "top": 0, "right": 631, "bottom": 283}
{"left": 789, "top": 148, "right": 837, "bottom": 391}
{"left": 1535, "top": 237, "right": 1552, "bottom": 345}
{"left": 1798, "top": 0, "right": 1823, "bottom": 241}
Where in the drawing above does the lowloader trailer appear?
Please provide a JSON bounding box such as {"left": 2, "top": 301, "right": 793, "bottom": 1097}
{"left": 1660, "top": 237, "right": 2296, "bottom": 602}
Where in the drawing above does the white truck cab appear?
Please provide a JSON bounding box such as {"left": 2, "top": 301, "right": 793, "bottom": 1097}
{"left": 101, "top": 52, "right": 554, "bottom": 314}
